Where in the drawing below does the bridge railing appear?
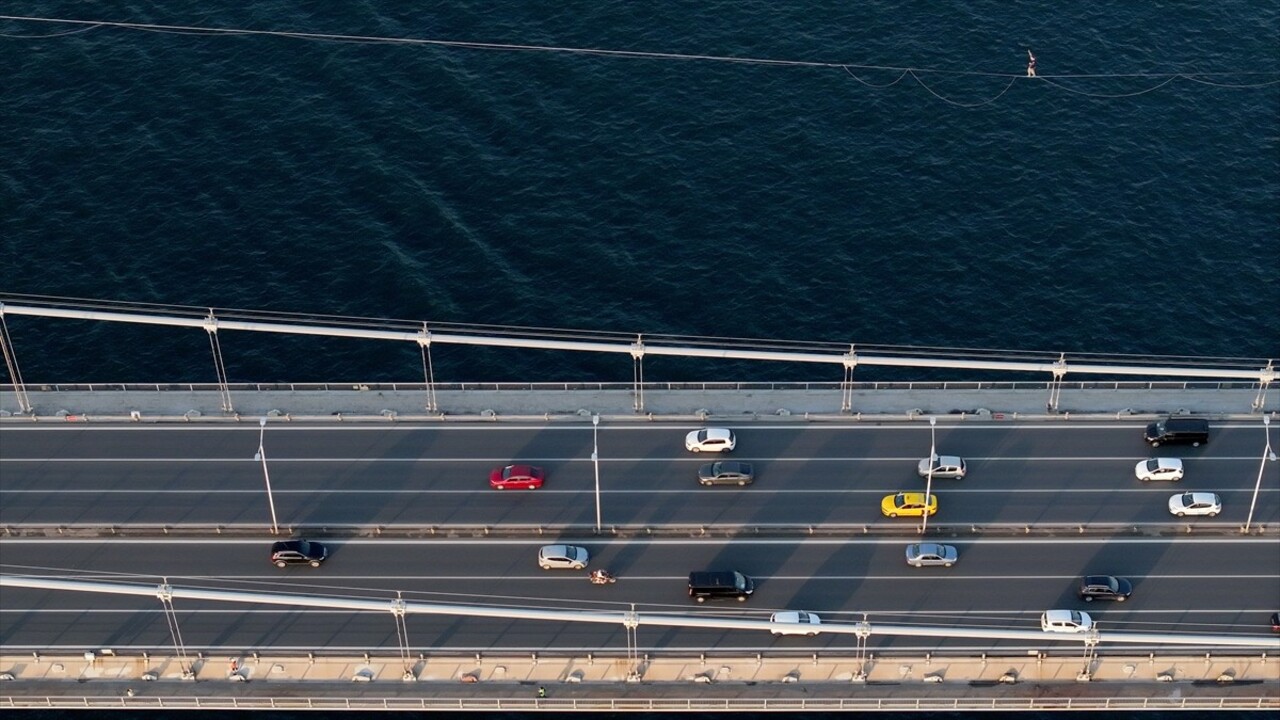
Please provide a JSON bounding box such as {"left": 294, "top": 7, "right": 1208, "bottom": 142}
{"left": 2, "top": 695, "right": 1275, "bottom": 711}
{"left": 4, "top": 379, "right": 1270, "bottom": 393}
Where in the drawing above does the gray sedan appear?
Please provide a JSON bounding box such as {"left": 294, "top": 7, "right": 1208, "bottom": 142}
{"left": 698, "top": 461, "right": 754, "bottom": 486}
{"left": 905, "top": 543, "right": 958, "bottom": 567}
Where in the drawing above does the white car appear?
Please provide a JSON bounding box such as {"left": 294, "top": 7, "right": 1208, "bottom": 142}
{"left": 770, "top": 611, "right": 822, "bottom": 636}
{"left": 1041, "top": 609, "right": 1093, "bottom": 634}
{"left": 1168, "top": 492, "right": 1221, "bottom": 517}
{"left": 685, "top": 428, "right": 736, "bottom": 453}
{"left": 917, "top": 455, "right": 966, "bottom": 479}
{"left": 537, "top": 544, "right": 590, "bottom": 570}
{"left": 1135, "top": 458, "right": 1184, "bottom": 482}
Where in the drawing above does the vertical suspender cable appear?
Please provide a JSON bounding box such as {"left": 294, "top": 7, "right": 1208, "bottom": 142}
{"left": 0, "top": 308, "right": 33, "bottom": 414}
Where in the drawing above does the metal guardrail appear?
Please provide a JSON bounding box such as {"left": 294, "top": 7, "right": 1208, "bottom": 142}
{"left": 3, "top": 380, "right": 1272, "bottom": 393}
{"left": 2, "top": 695, "right": 1276, "bottom": 711}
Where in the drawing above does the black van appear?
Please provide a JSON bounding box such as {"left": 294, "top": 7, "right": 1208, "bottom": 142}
{"left": 688, "top": 570, "right": 754, "bottom": 603}
{"left": 1144, "top": 416, "right": 1209, "bottom": 447}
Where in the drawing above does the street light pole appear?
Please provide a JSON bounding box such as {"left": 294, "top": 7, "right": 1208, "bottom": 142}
{"left": 1244, "top": 415, "right": 1275, "bottom": 533}
{"left": 921, "top": 416, "right": 936, "bottom": 535}
{"left": 592, "top": 414, "right": 602, "bottom": 534}
{"left": 254, "top": 418, "right": 280, "bottom": 535}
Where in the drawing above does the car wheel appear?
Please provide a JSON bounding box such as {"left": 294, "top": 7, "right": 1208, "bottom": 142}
{"left": 527, "top": 485, "right": 537, "bottom": 490}
{"left": 889, "top": 512, "right": 898, "bottom": 518}
{"left": 309, "top": 560, "right": 321, "bottom": 567}
{"left": 944, "top": 562, "right": 953, "bottom": 568}
{"left": 696, "top": 596, "right": 706, "bottom": 603}
{"left": 1173, "top": 477, "right": 1180, "bottom": 481}
{"left": 700, "top": 481, "right": 711, "bottom": 486}
{"left": 737, "top": 596, "right": 747, "bottom": 602}
{"left": 690, "top": 447, "right": 701, "bottom": 453}
{"left": 1084, "top": 596, "right": 1093, "bottom": 602}
{"left": 496, "top": 485, "right": 506, "bottom": 490}
{"left": 1117, "top": 596, "right": 1126, "bottom": 602}
{"left": 737, "top": 480, "right": 746, "bottom": 486}
{"left": 274, "top": 560, "right": 287, "bottom": 568}
{"left": 1142, "top": 477, "right": 1150, "bottom": 482}
{"left": 572, "top": 563, "right": 584, "bottom": 570}
{"left": 1176, "top": 511, "right": 1186, "bottom": 517}
{"left": 1192, "top": 441, "right": 1201, "bottom": 447}
{"left": 1208, "top": 511, "right": 1218, "bottom": 517}
{"left": 1151, "top": 441, "right": 1160, "bottom": 447}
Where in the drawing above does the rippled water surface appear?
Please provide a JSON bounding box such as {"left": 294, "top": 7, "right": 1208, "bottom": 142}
{"left": 3, "top": 2, "right": 1276, "bottom": 383}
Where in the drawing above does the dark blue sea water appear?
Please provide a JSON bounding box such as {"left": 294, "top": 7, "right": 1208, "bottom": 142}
{"left": 2, "top": 4, "right": 1278, "bottom": 387}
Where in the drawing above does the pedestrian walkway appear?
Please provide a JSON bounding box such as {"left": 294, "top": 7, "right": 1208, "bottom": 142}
{"left": 1, "top": 651, "right": 1275, "bottom": 710}
{"left": 2, "top": 382, "right": 1274, "bottom": 422}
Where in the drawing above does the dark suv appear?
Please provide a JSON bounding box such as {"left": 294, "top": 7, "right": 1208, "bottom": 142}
{"left": 688, "top": 570, "right": 754, "bottom": 603}
{"left": 270, "top": 540, "right": 329, "bottom": 568}
{"left": 1144, "top": 417, "right": 1209, "bottom": 447}
{"left": 1078, "top": 575, "right": 1132, "bottom": 602}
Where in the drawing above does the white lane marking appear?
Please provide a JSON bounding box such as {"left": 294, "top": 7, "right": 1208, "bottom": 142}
{"left": 3, "top": 487, "right": 1274, "bottom": 494}
{"left": 0, "top": 456, "right": 1262, "bottom": 462}
{"left": 6, "top": 573, "right": 1271, "bottom": 582}
{"left": 0, "top": 423, "right": 1183, "bottom": 432}
{"left": 3, "top": 537, "right": 1276, "bottom": 546}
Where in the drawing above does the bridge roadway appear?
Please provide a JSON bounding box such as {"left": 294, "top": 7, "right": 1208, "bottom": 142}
{"left": 1, "top": 419, "right": 1277, "bottom": 657}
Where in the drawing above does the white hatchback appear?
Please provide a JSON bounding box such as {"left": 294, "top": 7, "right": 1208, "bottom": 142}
{"left": 685, "top": 428, "right": 736, "bottom": 453}
{"left": 1135, "top": 458, "right": 1184, "bottom": 482}
{"left": 1041, "top": 609, "right": 1093, "bottom": 634}
{"left": 917, "top": 454, "right": 967, "bottom": 479}
{"left": 1168, "top": 492, "right": 1221, "bottom": 517}
{"left": 537, "top": 545, "right": 590, "bottom": 570}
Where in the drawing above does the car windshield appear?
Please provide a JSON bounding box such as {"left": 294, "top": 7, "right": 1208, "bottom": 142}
{"left": 1145, "top": 459, "right": 1160, "bottom": 472}
{"left": 1103, "top": 577, "right": 1118, "bottom": 591}
{"left": 296, "top": 541, "right": 312, "bottom": 555}
{"left": 697, "top": 430, "right": 709, "bottom": 442}
{"left": 733, "top": 572, "right": 747, "bottom": 591}
{"left": 1180, "top": 493, "right": 1194, "bottom": 505}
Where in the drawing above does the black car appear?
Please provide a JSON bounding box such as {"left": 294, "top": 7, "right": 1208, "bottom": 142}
{"left": 1144, "top": 416, "right": 1209, "bottom": 447}
{"left": 697, "top": 461, "right": 754, "bottom": 486}
{"left": 270, "top": 540, "right": 329, "bottom": 568}
{"left": 1078, "top": 575, "right": 1132, "bottom": 602}
{"left": 688, "top": 570, "right": 754, "bottom": 602}
{"left": 1271, "top": 612, "right": 1280, "bottom": 633}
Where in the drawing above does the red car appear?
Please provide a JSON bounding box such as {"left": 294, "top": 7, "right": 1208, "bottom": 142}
{"left": 490, "top": 464, "right": 545, "bottom": 490}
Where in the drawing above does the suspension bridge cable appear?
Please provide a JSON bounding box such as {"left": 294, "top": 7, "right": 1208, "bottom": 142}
{"left": 3, "top": 13, "right": 1278, "bottom": 94}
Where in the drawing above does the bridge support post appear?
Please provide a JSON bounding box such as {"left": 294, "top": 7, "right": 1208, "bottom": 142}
{"left": 0, "top": 306, "right": 33, "bottom": 414}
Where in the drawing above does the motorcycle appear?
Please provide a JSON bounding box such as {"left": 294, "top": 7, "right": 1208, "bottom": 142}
{"left": 588, "top": 570, "right": 616, "bottom": 585}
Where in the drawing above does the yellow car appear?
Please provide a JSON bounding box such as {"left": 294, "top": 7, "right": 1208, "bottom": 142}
{"left": 881, "top": 492, "right": 938, "bottom": 518}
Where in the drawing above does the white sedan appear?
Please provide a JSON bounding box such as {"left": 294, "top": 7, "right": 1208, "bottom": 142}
{"left": 770, "top": 611, "right": 822, "bottom": 636}
{"left": 1135, "top": 458, "right": 1184, "bottom": 482}
{"left": 537, "top": 545, "right": 590, "bottom": 570}
{"left": 685, "top": 428, "right": 736, "bottom": 453}
{"left": 1168, "top": 492, "right": 1221, "bottom": 517}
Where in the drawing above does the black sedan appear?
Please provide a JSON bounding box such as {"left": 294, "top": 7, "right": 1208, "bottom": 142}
{"left": 1078, "top": 575, "right": 1132, "bottom": 602}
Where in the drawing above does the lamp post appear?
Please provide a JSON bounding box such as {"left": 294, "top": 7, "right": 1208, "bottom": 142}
{"left": 592, "top": 414, "right": 602, "bottom": 534}
{"left": 254, "top": 418, "right": 280, "bottom": 535}
{"left": 921, "top": 416, "right": 936, "bottom": 535}
{"left": 1244, "top": 415, "right": 1275, "bottom": 533}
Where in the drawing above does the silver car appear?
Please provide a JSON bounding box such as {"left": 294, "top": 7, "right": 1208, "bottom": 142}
{"left": 537, "top": 544, "right": 590, "bottom": 570}
{"left": 905, "top": 543, "right": 958, "bottom": 567}
{"left": 917, "top": 455, "right": 966, "bottom": 479}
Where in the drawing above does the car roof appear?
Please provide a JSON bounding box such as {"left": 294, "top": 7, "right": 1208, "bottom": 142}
{"left": 936, "top": 455, "right": 963, "bottom": 464}
{"left": 702, "top": 428, "right": 732, "bottom": 439}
